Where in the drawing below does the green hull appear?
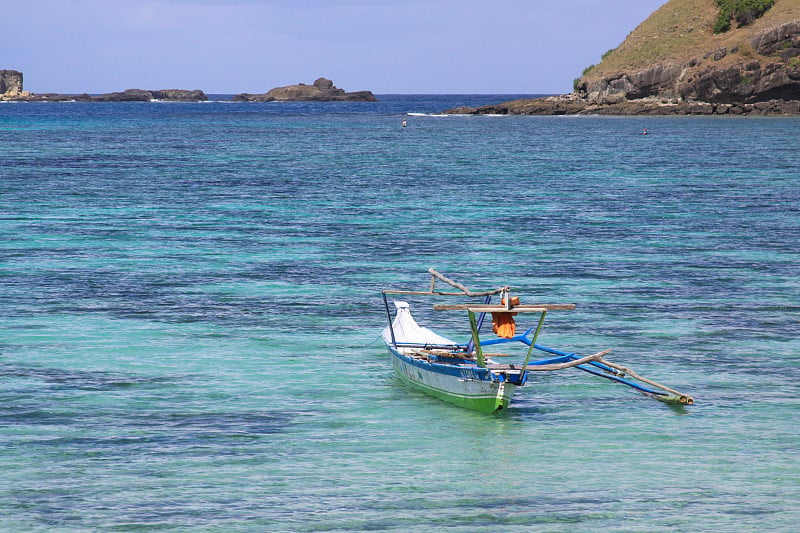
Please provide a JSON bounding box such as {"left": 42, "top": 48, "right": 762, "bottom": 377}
{"left": 393, "top": 362, "right": 517, "bottom": 413}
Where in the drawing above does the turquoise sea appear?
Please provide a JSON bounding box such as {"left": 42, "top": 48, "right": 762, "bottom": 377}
{"left": 1, "top": 95, "right": 798, "bottom": 531}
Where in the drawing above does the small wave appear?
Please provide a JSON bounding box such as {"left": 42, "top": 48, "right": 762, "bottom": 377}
{"left": 405, "top": 112, "right": 459, "bottom": 117}
{"left": 406, "top": 111, "right": 510, "bottom": 117}
{"left": 149, "top": 99, "right": 196, "bottom": 104}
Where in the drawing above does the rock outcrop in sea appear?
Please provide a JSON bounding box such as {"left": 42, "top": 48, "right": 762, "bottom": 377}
{"left": 23, "top": 88, "right": 207, "bottom": 102}
{"left": 0, "top": 70, "right": 27, "bottom": 99}
{"left": 233, "top": 78, "right": 377, "bottom": 102}
{"left": 1, "top": 73, "right": 207, "bottom": 102}
{"left": 445, "top": 2, "right": 800, "bottom": 116}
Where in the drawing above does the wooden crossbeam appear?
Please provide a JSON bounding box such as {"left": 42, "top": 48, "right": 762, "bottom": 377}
{"left": 433, "top": 304, "right": 576, "bottom": 312}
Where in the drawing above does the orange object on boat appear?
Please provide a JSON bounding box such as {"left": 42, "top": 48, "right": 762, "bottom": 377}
{"left": 492, "top": 296, "right": 520, "bottom": 339}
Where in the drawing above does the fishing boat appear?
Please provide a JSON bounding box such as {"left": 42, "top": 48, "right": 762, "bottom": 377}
{"left": 382, "top": 269, "right": 694, "bottom": 412}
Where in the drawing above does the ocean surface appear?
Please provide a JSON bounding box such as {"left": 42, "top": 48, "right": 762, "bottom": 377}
{"left": 1, "top": 94, "right": 798, "bottom": 532}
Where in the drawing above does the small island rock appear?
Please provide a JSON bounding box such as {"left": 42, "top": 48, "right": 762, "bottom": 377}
{"left": 234, "top": 78, "right": 377, "bottom": 102}
{"left": 0, "top": 70, "right": 29, "bottom": 99}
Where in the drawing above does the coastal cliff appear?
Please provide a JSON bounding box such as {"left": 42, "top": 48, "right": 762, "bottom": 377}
{"left": 233, "top": 78, "right": 377, "bottom": 102}
{"left": 446, "top": 0, "right": 800, "bottom": 115}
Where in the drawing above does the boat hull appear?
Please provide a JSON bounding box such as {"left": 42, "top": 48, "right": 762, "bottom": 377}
{"left": 388, "top": 346, "right": 517, "bottom": 412}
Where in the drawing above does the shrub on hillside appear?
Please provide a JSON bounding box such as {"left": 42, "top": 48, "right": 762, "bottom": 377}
{"left": 714, "top": 0, "right": 775, "bottom": 34}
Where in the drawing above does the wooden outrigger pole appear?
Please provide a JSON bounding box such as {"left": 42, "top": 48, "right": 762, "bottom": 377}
{"left": 496, "top": 335, "right": 695, "bottom": 405}
{"left": 383, "top": 269, "right": 509, "bottom": 298}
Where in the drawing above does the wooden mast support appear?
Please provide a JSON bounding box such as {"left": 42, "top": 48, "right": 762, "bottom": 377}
{"left": 520, "top": 310, "right": 548, "bottom": 374}
{"left": 468, "top": 310, "right": 485, "bottom": 368}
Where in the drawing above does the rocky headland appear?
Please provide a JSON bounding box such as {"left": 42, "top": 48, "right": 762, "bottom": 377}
{"left": 233, "top": 78, "right": 377, "bottom": 102}
{"left": 445, "top": 0, "right": 800, "bottom": 116}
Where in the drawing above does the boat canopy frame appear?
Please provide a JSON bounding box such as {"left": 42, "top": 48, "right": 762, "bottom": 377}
{"left": 382, "top": 269, "right": 574, "bottom": 370}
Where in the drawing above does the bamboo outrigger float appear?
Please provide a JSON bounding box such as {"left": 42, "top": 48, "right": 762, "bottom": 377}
{"left": 382, "top": 269, "right": 694, "bottom": 412}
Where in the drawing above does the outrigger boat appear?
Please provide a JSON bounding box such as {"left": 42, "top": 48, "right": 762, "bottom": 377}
{"left": 382, "top": 269, "right": 694, "bottom": 412}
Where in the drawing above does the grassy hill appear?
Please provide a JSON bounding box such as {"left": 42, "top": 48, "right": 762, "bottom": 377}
{"left": 583, "top": 0, "right": 800, "bottom": 82}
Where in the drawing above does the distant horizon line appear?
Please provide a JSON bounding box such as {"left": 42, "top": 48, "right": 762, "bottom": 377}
{"left": 21, "top": 90, "right": 554, "bottom": 95}
{"left": 18, "top": 91, "right": 556, "bottom": 98}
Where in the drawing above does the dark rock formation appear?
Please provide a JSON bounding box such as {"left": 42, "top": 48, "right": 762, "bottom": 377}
{"left": 751, "top": 20, "right": 800, "bottom": 55}
{"left": 446, "top": 93, "right": 800, "bottom": 116}
{"left": 678, "top": 60, "right": 800, "bottom": 103}
{"left": 581, "top": 64, "right": 684, "bottom": 103}
{"left": 233, "top": 78, "right": 377, "bottom": 102}
{"left": 27, "top": 88, "right": 207, "bottom": 102}
{"left": 0, "top": 70, "right": 26, "bottom": 99}
{"left": 155, "top": 89, "right": 207, "bottom": 101}
{"left": 87, "top": 89, "right": 207, "bottom": 102}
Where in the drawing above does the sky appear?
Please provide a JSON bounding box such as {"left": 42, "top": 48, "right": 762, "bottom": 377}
{"left": 3, "top": 0, "right": 667, "bottom": 95}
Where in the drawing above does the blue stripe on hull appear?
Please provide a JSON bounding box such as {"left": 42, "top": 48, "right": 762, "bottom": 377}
{"left": 387, "top": 346, "right": 517, "bottom": 412}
